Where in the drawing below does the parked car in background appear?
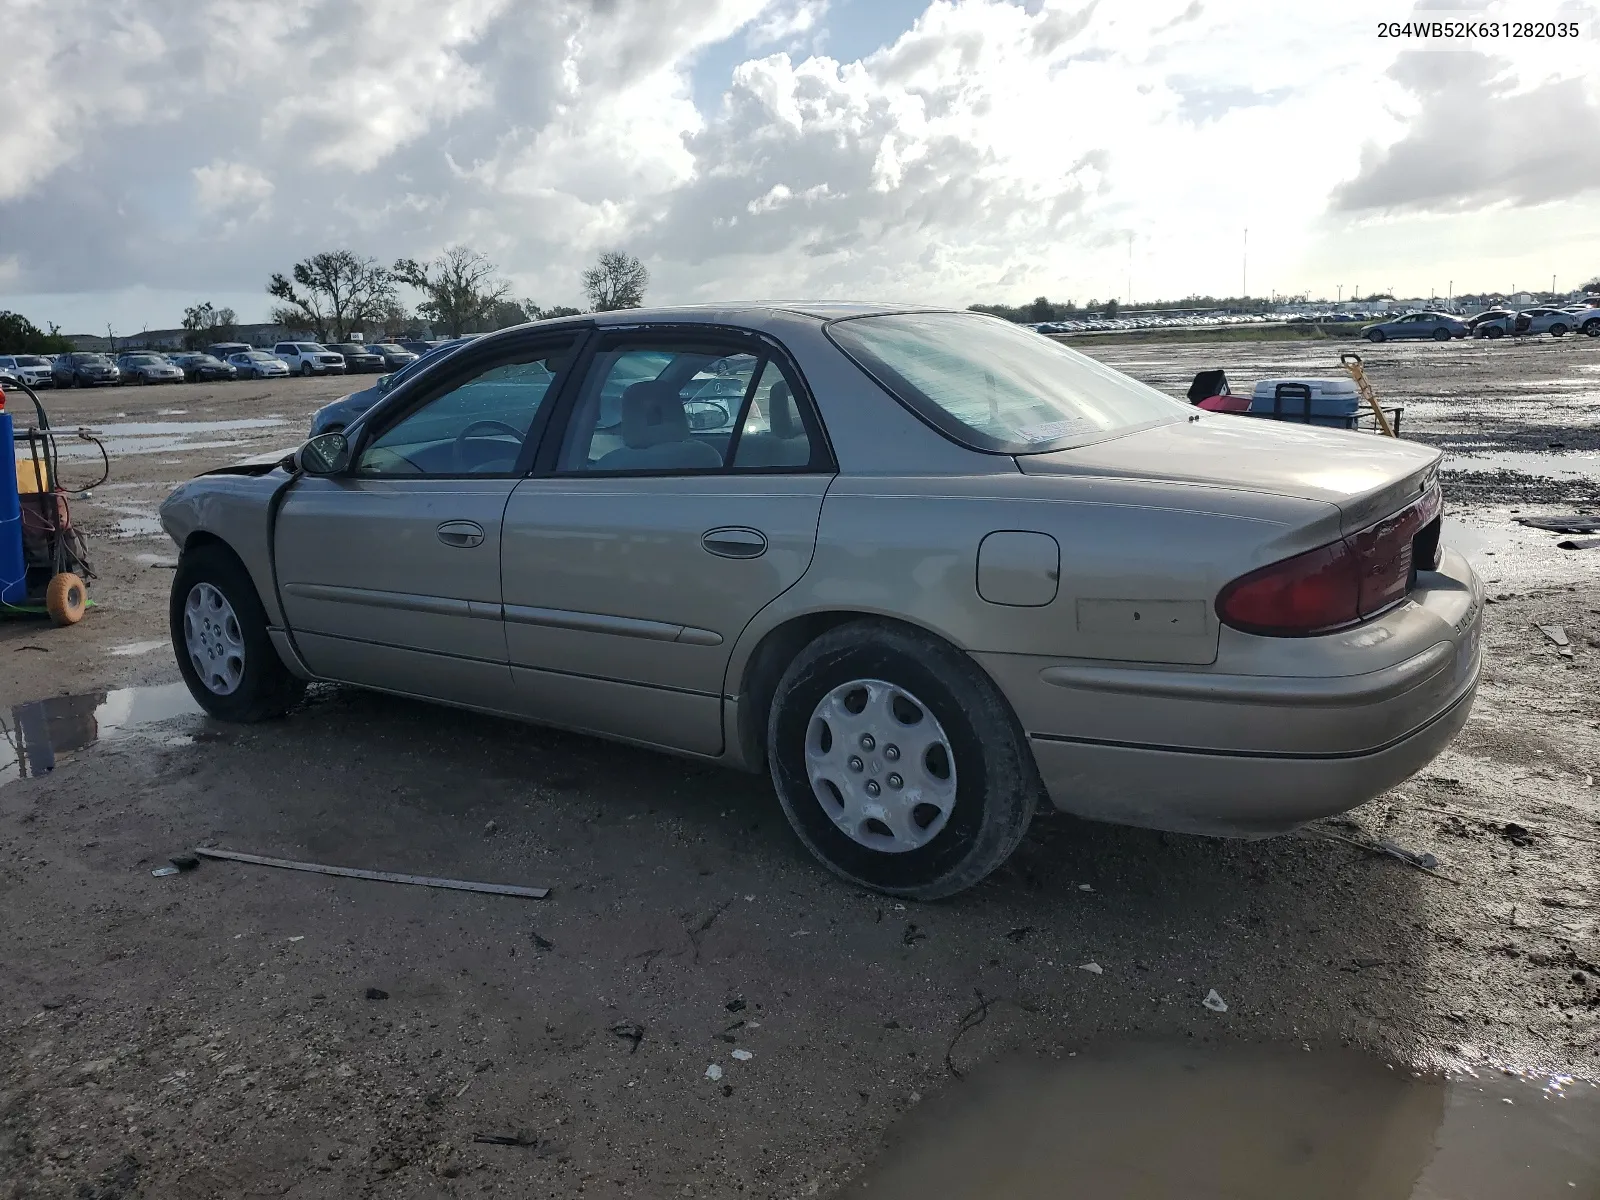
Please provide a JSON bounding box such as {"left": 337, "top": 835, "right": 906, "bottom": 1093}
{"left": 396, "top": 338, "right": 444, "bottom": 356}
{"left": 116, "top": 351, "right": 186, "bottom": 385}
{"left": 326, "top": 342, "right": 386, "bottom": 373}
{"left": 308, "top": 336, "right": 475, "bottom": 435}
{"left": 1362, "top": 312, "right": 1469, "bottom": 342}
{"left": 362, "top": 342, "right": 419, "bottom": 371}
{"left": 1568, "top": 306, "right": 1600, "bottom": 337}
{"left": 228, "top": 351, "right": 290, "bottom": 380}
{"left": 206, "top": 342, "right": 253, "bottom": 362}
{"left": 1517, "top": 308, "right": 1575, "bottom": 337}
{"left": 162, "top": 304, "right": 1482, "bottom": 900}
{"left": 51, "top": 352, "right": 120, "bottom": 387}
{"left": 0, "top": 354, "right": 55, "bottom": 388}
{"left": 1466, "top": 310, "right": 1515, "bottom": 339}
{"left": 274, "top": 342, "right": 347, "bottom": 377}
{"left": 171, "top": 353, "right": 238, "bottom": 382}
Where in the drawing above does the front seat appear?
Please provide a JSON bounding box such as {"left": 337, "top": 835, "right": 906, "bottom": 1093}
{"left": 594, "top": 381, "right": 725, "bottom": 471}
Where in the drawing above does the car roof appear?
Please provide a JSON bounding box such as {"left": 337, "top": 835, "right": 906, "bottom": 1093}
{"left": 500, "top": 302, "right": 946, "bottom": 337}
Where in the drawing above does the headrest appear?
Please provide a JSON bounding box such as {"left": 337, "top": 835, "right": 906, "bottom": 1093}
{"left": 620, "top": 381, "right": 690, "bottom": 449}
{"left": 768, "top": 380, "right": 798, "bottom": 438}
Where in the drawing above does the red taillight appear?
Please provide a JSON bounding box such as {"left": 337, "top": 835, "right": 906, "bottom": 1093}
{"left": 1217, "top": 484, "right": 1443, "bottom": 637}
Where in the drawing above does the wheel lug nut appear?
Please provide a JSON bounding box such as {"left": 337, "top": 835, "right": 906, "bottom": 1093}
{"left": 887, "top": 774, "right": 902, "bottom": 789}
{"left": 884, "top": 745, "right": 900, "bottom": 761}
{"left": 860, "top": 734, "right": 875, "bottom": 751}
{"left": 848, "top": 756, "right": 864, "bottom": 773}
{"left": 865, "top": 780, "right": 881, "bottom": 797}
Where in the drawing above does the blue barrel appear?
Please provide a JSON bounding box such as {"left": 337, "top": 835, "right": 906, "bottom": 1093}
{"left": 1, "top": 406, "right": 28, "bottom": 604}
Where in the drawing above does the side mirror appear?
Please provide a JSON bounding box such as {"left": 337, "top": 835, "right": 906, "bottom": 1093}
{"left": 297, "top": 432, "right": 350, "bottom": 476}
{"left": 376, "top": 374, "right": 392, "bottom": 393}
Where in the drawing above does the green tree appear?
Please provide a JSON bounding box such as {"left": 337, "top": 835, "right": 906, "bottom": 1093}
{"left": 1103, "top": 298, "right": 1120, "bottom": 317}
{"left": 1026, "top": 296, "right": 1054, "bottom": 323}
{"left": 268, "top": 250, "right": 395, "bottom": 341}
{"left": 180, "top": 301, "right": 239, "bottom": 350}
{"left": 581, "top": 250, "right": 649, "bottom": 311}
{"left": 0, "top": 311, "right": 74, "bottom": 354}
{"left": 392, "top": 245, "right": 512, "bottom": 337}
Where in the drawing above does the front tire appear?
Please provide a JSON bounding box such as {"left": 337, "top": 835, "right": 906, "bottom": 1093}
{"left": 171, "top": 543, "right": 305, "bottom": 721}
{"left": 1550, "top": 323, "right": 1567, "bottom": 338}
{"left": 1432, "top": 327, "right": 1450, "bottom": 341}
{"left": 767, "top": 620, "right": 1040, "bottom": 900}
{"left": 1584, "top": 319, "right": 1600, "bottom": 337}
{"left": 300, "top": 362, "right": 313, "bottom": 377}
{"left": 1366, "top": 329, "right": 1385, "bottom": 343}
{"left": 1486, "top": 325, "right": 1505, "bottom": 340}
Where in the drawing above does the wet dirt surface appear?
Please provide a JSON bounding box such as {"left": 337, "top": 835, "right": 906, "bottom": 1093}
{"left": 3, "top": 348, "right": 1599, "bottom": 1198}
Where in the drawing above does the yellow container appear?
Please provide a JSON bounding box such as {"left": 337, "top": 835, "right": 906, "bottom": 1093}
{"left": 15, "top": 454, "right": 49, "bottom": 494}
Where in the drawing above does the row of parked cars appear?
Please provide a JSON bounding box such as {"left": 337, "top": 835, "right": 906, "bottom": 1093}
{"left": 1029, "top": 311, "right": 1281, "bottom": 334}
{"left": 0, "top": 339, "right": 451, "bottom": 390}
{"left": 1360, "top": 303, "right": 1600, "bottom": 343}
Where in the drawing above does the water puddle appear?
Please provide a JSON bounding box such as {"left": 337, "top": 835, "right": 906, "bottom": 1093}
{"left": 109, "top": 639, "right": 171, "bottom": 657}
{"left": 1444, "top": 449, "right": 1600, "bottom": 481}
{"left": 1442, "top": 515, "right": 1600, "bottom": 589}
{"left": 2, "top": 682, "right": 204, "bottom": 786}
{"left": 113, "top": 515, "right": 166, "bottom": 539}
{"left": 49, "top": 417, "right": 289, "bottom": 461}
{"left": 840, "top": 1042, "right": 1598, "bottom": 1200}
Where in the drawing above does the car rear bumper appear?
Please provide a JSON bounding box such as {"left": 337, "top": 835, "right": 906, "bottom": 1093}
{"left": 978, "top": 548, "right": 1483, "bottom": 836}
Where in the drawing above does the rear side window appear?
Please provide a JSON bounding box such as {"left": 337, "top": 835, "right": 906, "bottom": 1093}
{"left": 557, "top": 339, "right": 822, "bottom": 474}
{"left": 827, "top": 311, "right": 1185, "bottom": 454}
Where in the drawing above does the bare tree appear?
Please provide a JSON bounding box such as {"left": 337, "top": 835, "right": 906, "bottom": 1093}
{"left": 392, "top": 246, "right": 512, "bottom": 337}
{"left": 267, "top": 251, "right": 395, "bottom": 341}
{"left": 181, "top": 301, "right": 238, "bottom": 350}
{"left": 581, "top": 251, "right": 649, "bottom": 311}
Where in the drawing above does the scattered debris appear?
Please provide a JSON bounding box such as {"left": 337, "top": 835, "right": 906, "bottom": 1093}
{"left": 1557, "top": 536, "right": 1600, "bottom": 551}
{"left": 1538, "top": 625, "right": 1569, "bottom": 647}
{"left": 365, "top": 988, "right": 388, "bottom": 1001}
{"left": 687, "top": 897, "right": 734, "bottom": 961}
{"left": 191, "top": 846, "right": 549, "bottom": 899}
{"left": 1079, "top": 962, "right": 1104, "bottom": 975}
{"left": 731, "top": 1048, "right": 753, "bottom": 1062}
{"left": 1202, "top": 989, "right": 1229, "bottom": 1013}
{"left": 704, "top": 1063, "right": 723, "bottom": 1081}
{"left": 288, "top": 935, "right": 304, "bottom": 943}
{"left": 1003, "top": 926, "right": 1034, "bottom": 943}
{"left": 725, "top": 997, "right": 746, "bottom": 1013}
{"left": 902, "top": 923, "right": 926, "bottom": 946}
{"left": 12, "top": 645, "right": 49, "bottom": 653}
{"left": 1078, "top": 884, "right": 1094, "bottom": 892}
{"left": 1303, "top": 828, "right": 1457, "bottom": 881}
{"left": 1376, "top": 839, "right": 1440, "bottom": 871}
{"left": 169, "top": 853, "right": 199, "bottom": 871}
{"left": 945, "top": 989, "right": 994, "bottom": 1080}
{"left": 1516, "top": 515, "right": 1600, "bottom": 534}
{"left": 609, "top": 1022, "right": 644, "bottom": 1054}
{"left": 473, "top": 1132, "right": 537, "bottom": 1147}
{"left": 483, "top": 820, "right": 498, "bottom": 836}
{"left": 151, "top": 866, "right": 180, "bottom": 878}
{"left": 530, "top": 930, "right": 554, "bottom": 951}
{"left": 1502, "top": 822, "right": 1537, "bottom": 847}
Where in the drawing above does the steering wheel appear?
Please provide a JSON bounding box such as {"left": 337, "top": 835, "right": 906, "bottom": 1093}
{"left": 452, "top": 420, "right": 523, "bottom": 472}
{"left": 684, "top": 399, "right": 731, "bottom": 431}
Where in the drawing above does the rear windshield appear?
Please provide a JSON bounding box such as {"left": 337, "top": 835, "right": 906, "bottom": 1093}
{"left": 15, "top": 356, "right": 48, "bottom": 367}
{"left": 826, "top": 311, "right": 1185, "bottom": 454}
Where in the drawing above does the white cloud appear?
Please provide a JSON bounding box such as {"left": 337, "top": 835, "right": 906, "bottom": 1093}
{"left": 748, "top": 0, "right": 830, "bottom": 48}
{"left": 192, "top": 161, "right": 275, "bottom": 217}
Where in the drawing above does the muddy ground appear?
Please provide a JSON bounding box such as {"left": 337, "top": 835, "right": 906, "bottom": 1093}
{"left": 2, "top": 338, "right": 1598, "bottom": 1198}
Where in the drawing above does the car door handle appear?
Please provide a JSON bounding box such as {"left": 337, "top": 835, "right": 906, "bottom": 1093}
{"left": 437, "top": 520, "right": 485, "bottom": 549}
{"left": 702, "top": 527, "right": 767, "bottom": 559}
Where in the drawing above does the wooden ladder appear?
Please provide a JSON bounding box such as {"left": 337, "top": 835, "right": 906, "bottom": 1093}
{"left": 1339, "top": 352, "right": 1395, "bottom": 437}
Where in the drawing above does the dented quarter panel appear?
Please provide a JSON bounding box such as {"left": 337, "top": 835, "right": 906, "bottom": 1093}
{"left": 159, "top": 468, "right": 296, "bottom": 627}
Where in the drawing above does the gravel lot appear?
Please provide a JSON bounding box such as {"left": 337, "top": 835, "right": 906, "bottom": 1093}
{"left": 3, "top": 338, "right": 1598, "bottom": 1198}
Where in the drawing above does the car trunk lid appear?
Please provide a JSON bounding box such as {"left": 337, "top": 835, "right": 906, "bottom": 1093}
{"left": 1017, "top": 416, "right": 1441, "bottom": 534}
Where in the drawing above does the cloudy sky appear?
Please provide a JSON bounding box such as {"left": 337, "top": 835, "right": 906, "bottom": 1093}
{"left": 2, "top": 0, "right": 1598, "bottom": 334}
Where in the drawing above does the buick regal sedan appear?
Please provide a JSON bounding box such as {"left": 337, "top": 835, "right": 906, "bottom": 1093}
{"left": 158, "top": 305, "right": 1482, "bottom": 899}
{"left": 1362, "top": 313, "right": 1469, "bottom": 342}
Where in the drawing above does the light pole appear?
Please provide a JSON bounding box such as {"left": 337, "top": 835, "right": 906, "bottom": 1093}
{"left": 1337, "top": 284, "right": 1342, "bottom": 303}
{"left": 1127, "top": 232, "right": 1133, "bottom": 305}
{"left": 1242, "top": 228, "right": 1248, "bottom": 298}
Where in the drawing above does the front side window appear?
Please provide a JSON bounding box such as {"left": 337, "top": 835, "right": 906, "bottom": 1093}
{"left": 558, "top": 340, "right": 818, "bottom": 473}
{"left": 827, "top": 311, "right": 1185, "bottom": 455}
{"left": 355, "top": 341, "right": 574, "bottom": 477}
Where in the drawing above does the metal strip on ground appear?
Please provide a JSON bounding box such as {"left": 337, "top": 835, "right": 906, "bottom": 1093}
{"left": 192, "top": 847, "right": 549, "bottom": 898}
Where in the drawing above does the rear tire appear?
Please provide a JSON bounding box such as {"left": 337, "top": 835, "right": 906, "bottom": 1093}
{"left": 1366, "top": 329, "right": 1385, "bottom": 343}
{"left": 1550, "top": 323, "right": 1568, "bottom": 338}
{"left": 1486, "top": 326, "right": 1505, "bottom": 340}
{"left": 1585, "top": 319, "right": 1600, "bottom": 337}
{"left": 1432, "top": 327, "right": 1450, "bottom": 341}
{"left": 767, "top": 620, "right": 1040, "bottom": 900}
{"left": 171, "top": 542, "right": 305, "bottom": 721}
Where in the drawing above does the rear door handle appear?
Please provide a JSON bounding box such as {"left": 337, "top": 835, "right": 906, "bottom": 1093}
{"left": 437, "top": 520, "right": 485, "bottom": 549}
{"left": 702, "top": 527, "right": 767, "bottom": 559}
